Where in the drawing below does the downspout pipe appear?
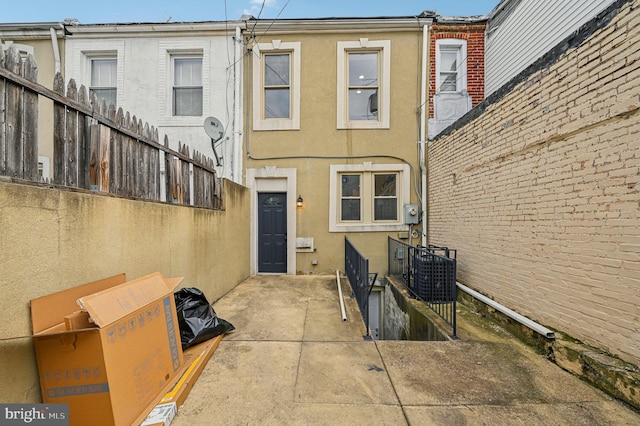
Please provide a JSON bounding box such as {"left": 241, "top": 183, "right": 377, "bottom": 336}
{"left": 49, "top": 27, "right": 61, "bottom": 74}
{"left": 233, "top": 25, "right": 243, "bottom": 184}
{"left": 457, "top": 282, "right": 556, "bottom": 339}
{"left": 419, "top": 23, "right": 429, "bottom": 247}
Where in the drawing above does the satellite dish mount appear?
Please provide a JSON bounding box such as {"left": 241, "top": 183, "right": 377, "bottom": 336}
{"left": 204, "top": 117, "right": 224, "bottom": 167}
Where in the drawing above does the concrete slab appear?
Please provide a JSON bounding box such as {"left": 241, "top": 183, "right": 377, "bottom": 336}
{"left": 171, "top": 275, "right": 640, "bottom": 426}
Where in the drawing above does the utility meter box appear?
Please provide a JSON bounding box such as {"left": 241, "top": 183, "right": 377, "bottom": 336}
{"left": 404, "top": 204, "right": 420, "bottom": 224}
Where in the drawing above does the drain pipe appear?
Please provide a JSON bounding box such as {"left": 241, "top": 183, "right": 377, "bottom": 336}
{"left": 419, "top": 23, "right": 429, "bottom": 247}
{"left": 457, "top": 282, "right": 555, "bottom": 339}
{"left": 49, "top": 27, "right": 61, "bottom": 74}
{"left": 336, "top": 271, "right": 348, "bottom": 322}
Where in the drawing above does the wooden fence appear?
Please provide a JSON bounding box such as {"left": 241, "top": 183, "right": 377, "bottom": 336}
{"left": 0, "top": 46, "right": 221, "bottom": 209}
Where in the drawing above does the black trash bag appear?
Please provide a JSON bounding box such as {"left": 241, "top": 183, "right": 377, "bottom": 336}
{"left": 174, "top": 287, "right": 235, "bottom": 349}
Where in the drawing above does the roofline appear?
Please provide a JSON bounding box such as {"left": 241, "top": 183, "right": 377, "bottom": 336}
{"left": 0, "top": 22, "right": 65, "bottom": 39}
{"left": 243, "top": 16, "right": 434, "bottom": 34}
{"left": 64, "top": 20, "right": 246, "bottom": 37}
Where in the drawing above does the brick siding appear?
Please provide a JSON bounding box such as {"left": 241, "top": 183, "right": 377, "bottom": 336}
{"left": 429, "top": 23, "right": 486, "bottom": 117}
{"left": 428, "top": 0, "right": 640, "bottom": 365}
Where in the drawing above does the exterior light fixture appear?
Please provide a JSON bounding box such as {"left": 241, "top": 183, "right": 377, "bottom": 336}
{"left": 297, "top": 195, "right": 303, "bottom": 208}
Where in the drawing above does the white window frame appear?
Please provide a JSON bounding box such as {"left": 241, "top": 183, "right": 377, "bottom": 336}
{"left": 435, "top": 39, "right": 467, "bottom": 94}
{"left": 158, "top": 42, "right": 210, "bottom": 126}
{"left": 171, "top": 55, "right": 203, "bottom": 117}
{"left": 252, "top": 40, "right": 301, "bottom": 131}
{"left": 89, "top": 57, "right": 118, "bottom": 107}
{"left": 329, "top": 163, "right": 409, "bottom": 232}
{"left": 76, "top": 45, "right": 124, "bottom": 107}
{"left": 337, "top": 39, "right": 390, "bottom": 129}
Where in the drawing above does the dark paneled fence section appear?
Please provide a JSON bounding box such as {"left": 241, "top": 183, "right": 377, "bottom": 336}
{"left": 0, "top": 47, "right": 221, "bottom": 209}
{"left": 388, "top": 237, "right": 457, "bottom": 338}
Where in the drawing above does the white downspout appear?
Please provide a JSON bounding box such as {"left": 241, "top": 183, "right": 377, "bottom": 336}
{"left": 49, "top": 27, "right": 61, "bottom": 74}
{"left": 233, "top": 25, "right": 243, "bottom": 184}
{"left": 419, "top": 24, "right": 429, "bottom": 247}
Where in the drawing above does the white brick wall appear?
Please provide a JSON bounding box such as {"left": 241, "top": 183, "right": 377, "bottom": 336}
{"left": 429, "top": 0, "right": 640, "bottom": 365}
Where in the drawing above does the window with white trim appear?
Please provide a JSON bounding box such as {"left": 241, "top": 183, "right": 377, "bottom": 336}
{"left": 435, "top": 39, "right": 467, "bottom": 93}
{"left": 172, "top": 56, "right": 203, "bottom": 116}
{"left": 252, "top": 40, "right": 300, "bottom": 131}
{"left": 330, "top": 163, "right": 409, "bottom": 232}
{"left": 90, "top": 57, "right": 117, "bottom": 107}
{"left": 337, "top": 39, "right": 390, "bottom": 129}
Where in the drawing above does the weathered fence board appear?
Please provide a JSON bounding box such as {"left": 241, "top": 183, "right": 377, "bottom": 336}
{"left": 1, "top": 47, "right": 221, "bottom": 209}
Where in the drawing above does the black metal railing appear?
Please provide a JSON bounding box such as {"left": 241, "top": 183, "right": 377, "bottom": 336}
{"left": 388, "top": 237, "right": 457, "bottom": 338}
{"left": 344, "top": 237, "right": 378, "bottom": 339}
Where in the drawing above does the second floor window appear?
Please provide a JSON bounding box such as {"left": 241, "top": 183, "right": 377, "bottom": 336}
{"left": 173, "top": 57, "right": 203, "bottom": 116}
{"left": 337, "top": 39, "right": 390, "bottom": 129}
{"left": 348, "top": 52, "right": 379, "bottom": 121}
{"left": 90, "top": 58, "right": 117, "bottom": 107}
{"left": 264, "top": 53, "right": 291, "bottom": 119}
{"left": 435, "top": 39, "right": 467, "bottom": 94}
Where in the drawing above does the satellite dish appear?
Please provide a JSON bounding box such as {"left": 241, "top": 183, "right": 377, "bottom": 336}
{"left": 204, "top": 116, "right": 224, "bottom": 142}
{"left": 204, "top": 117, "right": 224, "bottom": 167}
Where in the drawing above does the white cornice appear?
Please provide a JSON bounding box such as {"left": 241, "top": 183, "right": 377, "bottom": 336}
{"left": 65, "top": 21, "right": 246, "bottom": 38}
{"left": 0, "top": 23, "right": 65, "bottom": 39}
{"left": 244, "top": 17, "right": 433, "bottom": 34}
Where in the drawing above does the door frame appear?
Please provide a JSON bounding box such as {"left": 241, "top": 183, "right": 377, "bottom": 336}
{"left": 246, "top": 167, "right": 297, "bottom": 275}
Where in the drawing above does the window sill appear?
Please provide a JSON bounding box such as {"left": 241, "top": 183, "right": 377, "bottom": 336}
{"left": 330, "top": 223, "right": 405, "bottom": 233}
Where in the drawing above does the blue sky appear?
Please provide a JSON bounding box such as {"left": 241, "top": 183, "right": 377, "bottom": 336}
{"left": 2, "top": 0, "right": 499, "bottom": 24}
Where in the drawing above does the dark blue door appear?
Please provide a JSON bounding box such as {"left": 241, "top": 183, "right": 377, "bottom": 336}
{"left": 258, "top": 193, "right": 287, "bottom": 273}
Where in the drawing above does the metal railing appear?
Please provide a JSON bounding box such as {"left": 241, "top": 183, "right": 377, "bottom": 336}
{"left": 344, "top": 237, "right": 378, "bottom": 339}
{"left": 388, "top": 237, "right": 457, "bottom": 338}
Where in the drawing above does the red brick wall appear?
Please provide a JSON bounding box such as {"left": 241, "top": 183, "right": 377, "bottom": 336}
{"left": 429, "top": 23, "right": 486, "bottom": 118}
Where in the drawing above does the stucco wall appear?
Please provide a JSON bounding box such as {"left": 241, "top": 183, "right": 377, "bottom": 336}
{"left": 0, "top": 178, "right": 250, "bottom": 403}
{"left": 245, "top": 28, "right": 425, "bottom": 276}
{"left": 428, "top": 0, "right": 639, "bottom": 365}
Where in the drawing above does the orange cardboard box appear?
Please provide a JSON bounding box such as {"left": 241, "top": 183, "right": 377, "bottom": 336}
{"left": 30, "top": 273, "right": 185, "bottom": 426}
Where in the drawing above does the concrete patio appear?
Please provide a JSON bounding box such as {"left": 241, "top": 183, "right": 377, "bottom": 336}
{"left": 171, "top": 274, "right": 640, "bottom": 425}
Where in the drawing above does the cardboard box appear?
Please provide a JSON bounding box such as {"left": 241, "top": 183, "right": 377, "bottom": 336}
{"left": 31, "top": 273, "right": 185, "bottom": 426}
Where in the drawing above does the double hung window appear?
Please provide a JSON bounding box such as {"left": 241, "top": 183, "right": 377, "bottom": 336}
{"left": 173, "top": 56, "right": 203, "bottom": 116}
{"left": 90, "top": 58, "right": 117, "bottom": 107}
{"left": 337, "top": 39, "right": 390, "bottom": 129}
{"left": 252, "top": 40, "right": 300, "bottom": 130}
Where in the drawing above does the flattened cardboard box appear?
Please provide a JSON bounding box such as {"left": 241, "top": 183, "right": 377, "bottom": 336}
{"left": 30, "top": 273, "right": 185, "bottom": 426}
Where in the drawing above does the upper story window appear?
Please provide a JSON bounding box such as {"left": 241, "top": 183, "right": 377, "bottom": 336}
{"left": 435, "top": 39, "right": 467, "bottom": 94}
{"left": 90, "top": 58, "right": 117, "bottom": 107}
{"left": 264, "top": 53, "right": 290, "bottom": 119}
{"left": 337, "top": 39, "right": 390, "bottom": 129}
{"left": 347, "top": 52, "right": 379, "bottom": 121}
{"left": 173, "top": 56, "right": 203, "bottom": 116}
{"left": 330, "top": 163, "right": 409, "bottom": 232}
{"left": 252, "top": 40, "right": 301, "bottom": 131}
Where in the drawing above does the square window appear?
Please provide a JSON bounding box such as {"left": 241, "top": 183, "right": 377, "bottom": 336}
{"left": 173, "top": 57, "right": 203, "bottom": 116}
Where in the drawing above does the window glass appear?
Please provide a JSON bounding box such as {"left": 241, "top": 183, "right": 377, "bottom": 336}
{"left": 348, "top": 52, "right": 379, "bottom": 121}
{"left": 440, "top": 49, "right": 458, "bottom": 92}
{"left": 90, "top": 58, "right": 117, "bottom": 107}
{"left": 341, "top": 175, "right": 361, "bottom": 221}
{"left": 264, "top": 53, "right": 291, "bottom": 119}
{"left": 173, "top": 57, "right": 203, "bottom": 116}
{"left": 374, "top": 174, "right": 397, "bottom": 221}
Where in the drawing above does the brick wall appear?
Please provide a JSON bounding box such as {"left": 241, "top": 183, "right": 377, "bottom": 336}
{"left": 428, "top": 0, "right": 640, "bottom": 365}
{"left": 429, "top": 23, "right": 486, "bottom": 117}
